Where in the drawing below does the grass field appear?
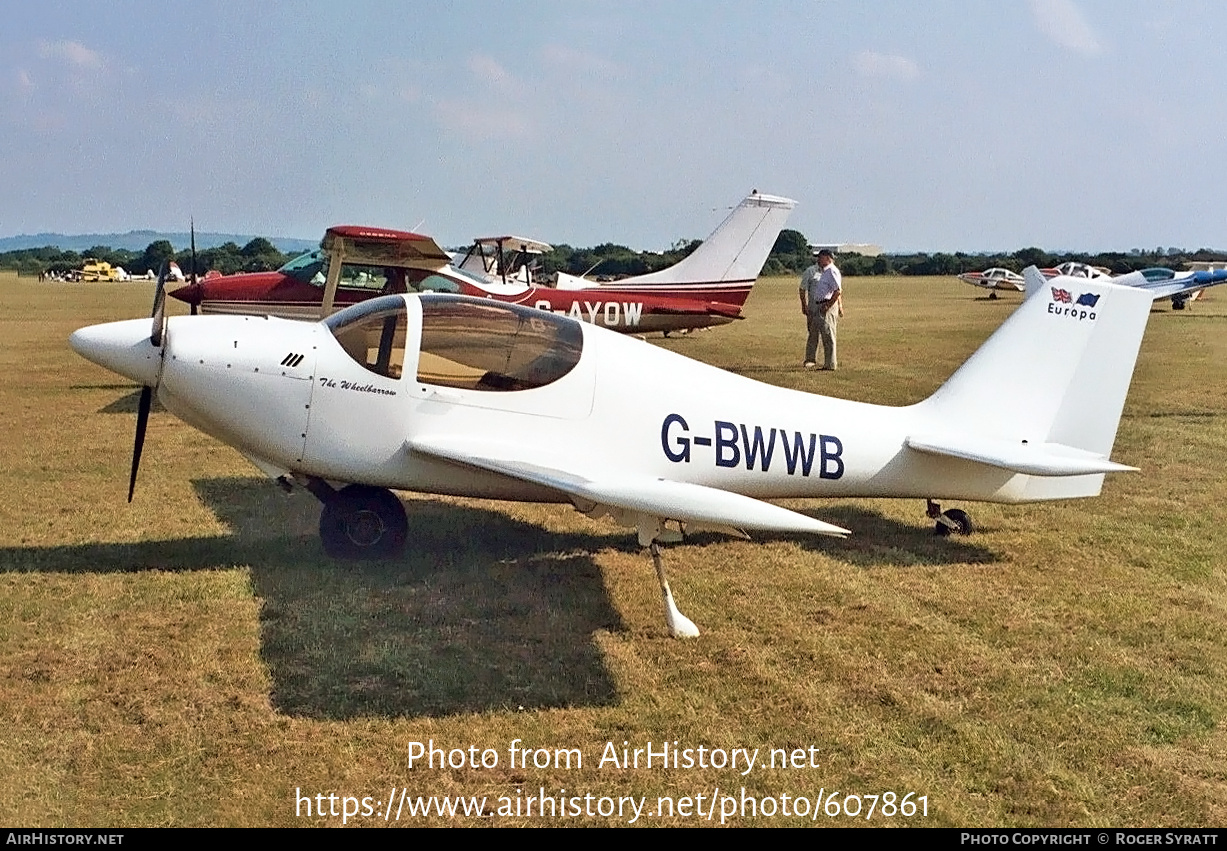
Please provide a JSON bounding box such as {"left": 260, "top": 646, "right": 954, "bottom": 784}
{"left": 1, "top": 270, "right": 1223, "bottom": 827}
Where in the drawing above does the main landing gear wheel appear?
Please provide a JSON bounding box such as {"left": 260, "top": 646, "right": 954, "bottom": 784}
{"left": 319, "top": 485, "right": 408, "bottom": 560}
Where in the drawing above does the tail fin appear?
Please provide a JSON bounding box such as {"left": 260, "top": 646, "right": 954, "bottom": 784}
{"left": 914, "top": 278, "right": 1153, "bottom": 499}
{"left": 618, "top": 191, "right": 796, "bottom": 285}
{"left": 1023, "top": 264, "right": 1046, "bottom": 299}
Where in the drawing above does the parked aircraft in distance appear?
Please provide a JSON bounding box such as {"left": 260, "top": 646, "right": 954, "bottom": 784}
{"left": 74, "top": 266, "right": 1160, "bottom": 637}
{"left": 1129, "top": 267, "right": 1223, "bottom": 309}
{"left": 453, "top": 234, "right": 553, "bottom": 287}
{"left": 957, "top": 267, "right": 1025, "bottom": 298}
{"left": 962, "top": 263, "right": 1112, "bottom": 300}
{"left": 168, "top": 191, "right": 795, "bottom": 335}
{"left": 1041, "top": 262, "right": 1112, "bottom": 280}
{"left": 1021, "top": 265, "right": 1227, "bottom": 309}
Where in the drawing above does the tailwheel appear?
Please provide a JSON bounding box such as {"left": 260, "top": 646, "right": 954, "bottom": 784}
{"left": 319, "top": 484, "right": 408, "bottom": 559}
{"left": 935, "top": 508, "right": 973, "bottom": 537}
{"left": 927, "top": 500, "right": 973, "bottom": 537}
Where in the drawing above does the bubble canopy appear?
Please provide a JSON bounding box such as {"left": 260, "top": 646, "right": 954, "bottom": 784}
{"left": 324, "top": 295, "right": 584, "bottom": 391}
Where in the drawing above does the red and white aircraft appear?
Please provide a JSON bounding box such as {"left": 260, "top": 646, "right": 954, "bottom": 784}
{"left": 168, "top": 191, "right": 796, "bottom": 335}
{"left": 957, "top": 267, "right": 1025, "bottom": 299}
{"left": 74, "top": 266, "right": 1157, "bottom": 637}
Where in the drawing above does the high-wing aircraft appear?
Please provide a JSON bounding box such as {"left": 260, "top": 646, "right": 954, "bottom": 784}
{"left": 168, "top": 191, "right": 795, "bottom": 335}
{"left": 73, "top": 265, "right": 1161, "bottom": 637}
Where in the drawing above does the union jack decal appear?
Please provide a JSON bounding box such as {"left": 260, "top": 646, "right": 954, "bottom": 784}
{"left": 1051, "top": 287, "right": 1072, "bottom": 304}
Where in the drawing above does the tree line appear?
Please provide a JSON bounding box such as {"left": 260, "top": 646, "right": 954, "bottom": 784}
{"left": 3, "top": 228, "right": 1224, "bottom": 280}
{"left": 0, "top": 237, "right": 291, "bottom": 278}
{"left": 762, "top": 230, "right": 1227, "bottom": 276}
{"left": 540, "top": 239, "right": 704, "bottom": 278}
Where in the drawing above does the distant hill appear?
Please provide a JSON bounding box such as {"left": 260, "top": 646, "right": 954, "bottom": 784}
{"left": 0, "top": 230, "right": 319, "bottom": 255}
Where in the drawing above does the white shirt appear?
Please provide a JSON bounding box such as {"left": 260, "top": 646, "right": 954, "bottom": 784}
{"left": 801, "top": 262, "right": 842, "bottom": 310}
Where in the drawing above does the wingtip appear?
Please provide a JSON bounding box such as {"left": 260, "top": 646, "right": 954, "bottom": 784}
{"left": 813, "top": 519, "right": 852, "bottom": 538}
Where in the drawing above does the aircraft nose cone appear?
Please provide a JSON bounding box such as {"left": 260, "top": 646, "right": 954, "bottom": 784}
{"left": 69, "top": 319, "right": 162, "bottom": 386}
{"left": 169, "top": 282, "right": 201, "bottom": 305}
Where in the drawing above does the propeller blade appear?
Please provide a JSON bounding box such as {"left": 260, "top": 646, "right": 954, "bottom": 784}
{"left": 190, "top": 218, "right": 198, "bottom": 288}
{"left": 189, "top": 219, "right": 199, "bottom": 315}
{"left": 130, "top": 248, "right": 180, "bottom": 500}
{"left": 151, "top": 261, "right": 168, "bottom": 347}
{"left": 128, "top": 385, "right": 152, "bottom": 502}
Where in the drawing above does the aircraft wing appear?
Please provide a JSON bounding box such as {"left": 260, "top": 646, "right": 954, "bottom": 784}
{"left": 408, "top": 435, "right": 849, "bottom": 537}
{"left": 1113, "top": 268, "right": 1227, "bottom": 301}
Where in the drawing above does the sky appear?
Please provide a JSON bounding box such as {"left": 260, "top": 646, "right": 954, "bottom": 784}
{"left": 2, "top": 1, "right": 1225, "bottom": 253}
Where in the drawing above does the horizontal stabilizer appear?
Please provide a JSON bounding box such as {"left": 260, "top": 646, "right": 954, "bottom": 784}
{"left": 410, "top": 436, "right": 849, "bottom": 537}
{"left": 905, "top": 433, "right": 1138, "bottom": 477}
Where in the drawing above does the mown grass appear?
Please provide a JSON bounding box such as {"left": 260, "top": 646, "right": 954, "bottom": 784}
{"left": 0, "top": 270, "right": 1223, "bottom": 826}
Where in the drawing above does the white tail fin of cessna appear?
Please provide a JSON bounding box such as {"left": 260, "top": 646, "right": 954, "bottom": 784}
{"left": 555, "top": 190, "right": 796, "bottom": 291}
{"left": 910, "top": 274, "right": 1153, "bottom": 500}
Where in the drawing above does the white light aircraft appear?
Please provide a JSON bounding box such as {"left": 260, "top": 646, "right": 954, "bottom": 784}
{"left": 1125, "top": 267, "right": 1227, "bottom": 309}
{"left": 957, "top": 267, "right": 1025, "bottom": 299}
{"left": 72, "top": 266, "right": 1155, "bottom": 637}
{"left": 1022, "top": 265, "right": 1227, "bottom": 308}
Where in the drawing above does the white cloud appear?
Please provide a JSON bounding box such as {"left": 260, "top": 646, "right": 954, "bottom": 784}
{"left": 428, "top": 54, "right": 533, "bottom": 139}
{"left": 1029, "top": 0, "right": 1104, "bottom": 55}
{"left": 852, "top": 51, "right": 919, "bottom": 82}
{"left": 36, "top": 40, "right": 103, "bottom": 69}
{"left": 468, "top": 54, "right": 512, "bottom": 88}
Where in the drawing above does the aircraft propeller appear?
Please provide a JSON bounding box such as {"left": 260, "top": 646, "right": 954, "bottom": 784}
{"left": 128, "top": 260, "right": 170, "bottom": 501}
{"left": 188, "top": 218, "right": 198, "bottom": 316}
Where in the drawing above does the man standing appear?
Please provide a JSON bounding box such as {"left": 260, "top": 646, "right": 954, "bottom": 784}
{"left": 799, "top": 248, "right": 843, "bottom": 370}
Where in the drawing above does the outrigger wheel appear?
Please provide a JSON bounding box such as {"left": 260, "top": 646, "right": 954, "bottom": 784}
{"left": 318, "top": 484, "right": 409, "bottom": 559}
{"left": 927, "top": 500, "right": 973, "bottom": 537}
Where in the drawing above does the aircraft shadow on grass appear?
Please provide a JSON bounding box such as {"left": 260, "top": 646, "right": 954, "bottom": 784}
{"left": 95, "top": 387, "right": 165, "bottom": 415}
{"left": 68, "top": 383, "right": 166, "bottom": 415}
{"left": 784, "top": 504, "right": 998, "bottom": 567}
{"left": 1, "top": 477, "right": 994, "bottom": 719}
